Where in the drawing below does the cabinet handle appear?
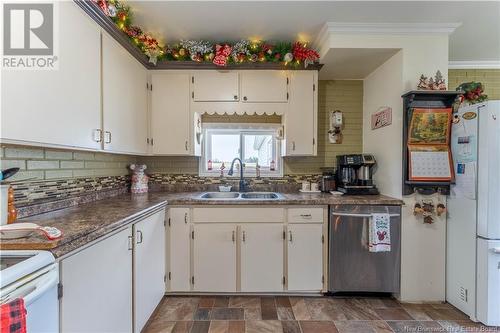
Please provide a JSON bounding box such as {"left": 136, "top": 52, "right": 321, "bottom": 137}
{"left": 104, "top": 131, "right": 112, "bottom": 144}
{"left": 232, "top": 230, "right": 236, "bottom": 243}
{"left": 289, "top": 231, "right": 293, "bottom": 242}
{"left": 300, "top": 214, "right": 312, "bottom": 219}
{"left": 185, "top": 141, "right": 188, "bottom": 151}
{"left": 93, "top": 129, "right": 102, "bottom": 143}
{"left": 292, "top": 142, "right": 296, "bottom": 151}
{"left": 243, "top": 96, "right": 248, "bottom": 101}
{"left": 136, "top": 230, "right": 143, "bottom": 244}
{"left": 242, "top": 231, "right": 246, "bottom": 242}
{"left": 233, "top": 95, "right": 238, "bottom": 100}
{"left": 184, "top": 212, "right": 188, "bottom": 224}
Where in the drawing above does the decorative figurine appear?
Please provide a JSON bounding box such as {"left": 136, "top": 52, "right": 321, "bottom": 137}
{"left": 130, "top": 164, "right": 149, "bottom": 194}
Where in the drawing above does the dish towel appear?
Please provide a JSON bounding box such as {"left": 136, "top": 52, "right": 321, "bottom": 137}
{"left": 369, "top": 213, "right": 391, "bottom": 252}
{"left": 1, "top": 298, "right": 27, "bottom": 333}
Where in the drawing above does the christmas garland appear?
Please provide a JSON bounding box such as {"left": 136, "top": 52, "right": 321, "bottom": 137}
{"left": 94, "top": 0, "right": 320, "bottom": 67}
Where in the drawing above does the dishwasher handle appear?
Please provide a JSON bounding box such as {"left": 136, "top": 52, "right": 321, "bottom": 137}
{"left": 331, "top": 212, "right": 400, "bottom": 218}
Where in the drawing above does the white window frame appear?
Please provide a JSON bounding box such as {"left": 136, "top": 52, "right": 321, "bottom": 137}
{"left": 199, "top": 123, "right": 283, "bottom": 177}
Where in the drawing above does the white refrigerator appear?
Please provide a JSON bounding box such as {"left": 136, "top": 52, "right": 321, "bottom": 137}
{"left": 447, "top": 100, "right": 500, "bottom": 326}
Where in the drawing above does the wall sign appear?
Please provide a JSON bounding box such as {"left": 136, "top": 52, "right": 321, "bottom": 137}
{"left": 371, "top": 107, "right": 392, "bottom": 130}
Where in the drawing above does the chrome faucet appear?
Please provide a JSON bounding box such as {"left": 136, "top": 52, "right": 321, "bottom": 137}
{"left": 228, "top": 157, "right": 249, "bottom": 192}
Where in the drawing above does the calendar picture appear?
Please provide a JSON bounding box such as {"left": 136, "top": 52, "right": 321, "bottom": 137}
{"left": 408, "top": 108, "right": 452, "bottom": 145}
{"left": 408, "top": 145, "right": 454, "bottom": 181}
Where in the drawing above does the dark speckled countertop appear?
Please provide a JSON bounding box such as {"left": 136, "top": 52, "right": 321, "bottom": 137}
{"left": 1, "top": 191, "right": 403, "bottom": 258}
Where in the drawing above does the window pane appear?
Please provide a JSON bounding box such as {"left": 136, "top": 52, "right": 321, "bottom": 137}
{"left": 210, "top": 134, "right": 239, "bottom": 170}
{"left": 243, "top": 134, "right": 274, "bottom": 168}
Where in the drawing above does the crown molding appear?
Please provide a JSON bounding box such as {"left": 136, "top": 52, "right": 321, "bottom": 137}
{"left": 448, "top": 61, "right": 500, "bottom": 69}
{"left": 314, "top": 22, "right": 461, "bottom": 49}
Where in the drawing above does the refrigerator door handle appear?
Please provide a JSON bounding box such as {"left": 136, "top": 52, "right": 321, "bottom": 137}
{"left": 491, "top": 247, "right": 500, "bottom": 254}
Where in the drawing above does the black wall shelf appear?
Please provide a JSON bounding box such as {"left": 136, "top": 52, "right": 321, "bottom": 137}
{"left": 401, "top": 90, "right": 463, "bottom": 196}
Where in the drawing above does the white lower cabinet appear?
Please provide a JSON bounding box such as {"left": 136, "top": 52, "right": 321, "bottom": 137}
{"left": 240, "top": 224, "right": 284, "bottom": 292}
{"left": 287, "top": 223, "right": 324, "bottom": 291}
{"left": 133, "top": 210, "right": 166, "bottom": 333}
{"left": 167, "top": 208, "right": 191, "bottom": 291}
{"left": 168, "top": 206, "right": 326, "bottom": 293}
{"left": 193, "top": 224, "right": 237, "bottom": 292}
{"left": 61, "top": 227, "right": 133, "bottom": 333}
{"left": 61, "top": 209, "right": 166, "bottom": 333}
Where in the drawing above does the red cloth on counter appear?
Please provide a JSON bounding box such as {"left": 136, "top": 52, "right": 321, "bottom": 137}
{"left": 0, "top": 298, "right": 27, "bottom": 333}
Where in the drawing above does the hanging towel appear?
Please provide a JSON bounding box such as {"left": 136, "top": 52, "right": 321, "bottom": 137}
{"left": 1, "top": 298, "right": 27, "bottom": 333}
{"left": 369, "top": 213, "right": 391, "bottom": 252}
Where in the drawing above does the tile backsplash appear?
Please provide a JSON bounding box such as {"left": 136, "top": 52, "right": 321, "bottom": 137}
{"left": 0, "top": 145, "right": 136, "bottom": 182}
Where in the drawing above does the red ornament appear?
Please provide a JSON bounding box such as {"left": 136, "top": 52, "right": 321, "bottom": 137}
{"left": 213, "top": 44, "right": 232, "bottom": 66}
{"left": 292, "top": 42, "right": 320, "bottom": 64}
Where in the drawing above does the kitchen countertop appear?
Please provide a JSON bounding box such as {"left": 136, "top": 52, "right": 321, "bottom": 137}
{"left": 0, "top": 191, "right": 403, "bottom": 258}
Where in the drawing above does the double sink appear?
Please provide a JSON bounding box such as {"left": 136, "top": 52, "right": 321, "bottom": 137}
{"left": 198, "top": 192, "right": 284, "bottom": 200}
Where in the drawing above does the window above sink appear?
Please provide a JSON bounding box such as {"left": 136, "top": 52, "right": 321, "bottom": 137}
{"left": 199, "top": 123, "right": 283, "bottom": 177}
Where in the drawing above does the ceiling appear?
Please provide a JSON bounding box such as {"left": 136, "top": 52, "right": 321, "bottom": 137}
{"left": 319, "top": 48, "right": 401, "bottom": 79}
{"left": 129, "top": 1, "right": 499, "bottom": 78}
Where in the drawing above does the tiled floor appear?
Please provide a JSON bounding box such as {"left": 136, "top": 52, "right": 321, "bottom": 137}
{"left": 143, "top": 296, "right": 498, "bottom": 333}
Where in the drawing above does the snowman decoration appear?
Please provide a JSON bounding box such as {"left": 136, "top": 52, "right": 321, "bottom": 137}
{"left": 130, "top": 164, "right": 149, "bottom": 194}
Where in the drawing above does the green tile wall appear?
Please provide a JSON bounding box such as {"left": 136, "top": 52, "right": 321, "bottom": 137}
{"left": 448, "top": 69, "right": 500, "bottom": 99}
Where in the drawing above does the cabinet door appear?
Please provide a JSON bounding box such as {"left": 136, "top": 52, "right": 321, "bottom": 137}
{"left": 241, "top": 224, "right": 284, "bottom": 292}
{"left": 151, "top": 73, "right": 191, "bottom": 155}
{"left": 283, "top": 71, "right": 317, "bottom": 156}
{"left": 134, "top": 210, "right": 166, "bottom": 333}
{"left": 61, "top": 227, "right": 132, "bottom": 333}
{"left": 241, "top": 71, "right": 288, "bottom": 103}
{"left": 1, "top": 2, "right": 101, "bottom": 150}
{"left": 102, "top": 33, "right": 148, "bottom": 154}
{"left": 168, "top": 208, "right": 191, "bottom": 291}
{"left": 193, "top": 224, "right": 237, "bottom": 292}
{"left": 287, "top": 224, "right": 323, "bottom": 291}
{"left": 192, "top": 71, "right": 239, "bottom": 102}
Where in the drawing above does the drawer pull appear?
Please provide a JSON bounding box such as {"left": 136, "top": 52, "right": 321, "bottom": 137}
{"left": 300, "top": 214, "right": 312, "bottom": 218}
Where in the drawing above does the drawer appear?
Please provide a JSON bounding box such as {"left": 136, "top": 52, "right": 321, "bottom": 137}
{"left": 288, "top": 207, "right": 324, "bottom": 223}
{"left": 192, "top": 207, "right": 284, "bottom": 223}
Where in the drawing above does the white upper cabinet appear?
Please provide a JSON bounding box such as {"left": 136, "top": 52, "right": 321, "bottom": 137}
{"left": 283, "top": 71, "right": 318, "bottom": 156}
{"left": 1, "top": 2, "right": 101, "bottom": 150}
{"left": 102, "top": 33, "right": 148, "bottom": 154}
{"left": 240, "top": 71, "right": 288, "bottom": 103}
{"left": 192, "top": 71, "right": 239, "bottom": 102}
{"left": 151, "top": 72, "right": 192, "bottom": 155}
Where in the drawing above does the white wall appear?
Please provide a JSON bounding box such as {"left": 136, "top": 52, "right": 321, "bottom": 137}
{"left": 349, "top": 34, "right": 449, "bottom": 302}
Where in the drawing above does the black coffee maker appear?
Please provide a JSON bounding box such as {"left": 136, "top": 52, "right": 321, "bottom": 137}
{"left": 336, "top": 154, "right": 379, "bottom": 195}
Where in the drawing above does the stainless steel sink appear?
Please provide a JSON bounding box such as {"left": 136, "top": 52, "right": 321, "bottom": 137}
{"left": 199, "top": 192, "right": 240, "bottom": 199}
{"left": 240, "top": 192, "right": 281, "bottom": 199}
{"left": 197, "top": 192, "right": 283, "bottom": 200}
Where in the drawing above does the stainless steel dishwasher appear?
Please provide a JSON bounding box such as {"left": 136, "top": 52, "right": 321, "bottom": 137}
{"left": 329, "top": 204, "right": 401, "bottom": 293}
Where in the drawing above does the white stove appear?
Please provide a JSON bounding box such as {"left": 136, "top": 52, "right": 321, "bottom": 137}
{"left": 0, "top": 250, "right": 59, "bottom": 333}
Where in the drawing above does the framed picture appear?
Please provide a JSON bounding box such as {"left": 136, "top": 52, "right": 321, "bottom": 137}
{"left": 408, "top": 108, "right": 452, "bottom": 145}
